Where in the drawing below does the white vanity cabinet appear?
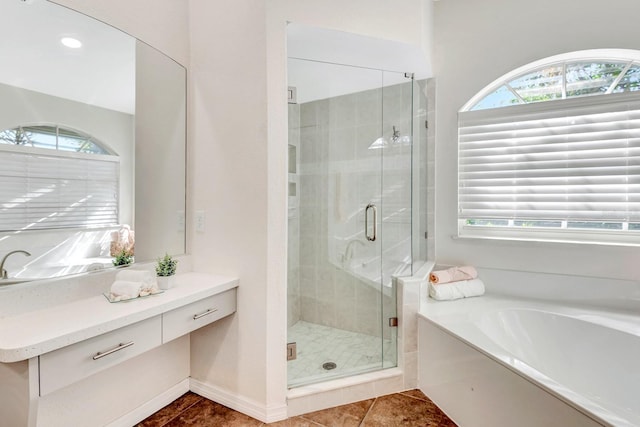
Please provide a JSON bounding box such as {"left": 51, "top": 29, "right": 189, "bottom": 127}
{"left": 0, "top": 272, "right": 238, "bottom": 427}
{"left": 163, "top": 288, "right": 236, "bottom": 343}
{"left": 39, "top": 315, "right": 163, "bottom": 396}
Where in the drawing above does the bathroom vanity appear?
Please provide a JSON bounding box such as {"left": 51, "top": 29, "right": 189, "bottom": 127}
{"left": 0, "top": 272, "right": 238, "bottom": 427}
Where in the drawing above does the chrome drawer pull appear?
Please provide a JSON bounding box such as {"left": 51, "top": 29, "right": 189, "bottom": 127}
{"left": 92, "top": 341, "right": 134, "bottom": 360}
{"left": 193, "top": 308, "right": 217, "bottom": 320}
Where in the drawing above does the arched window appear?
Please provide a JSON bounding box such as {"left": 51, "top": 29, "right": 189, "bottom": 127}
{"left": 467, "top": 61, "right": 640, "bottom": 111}
{"left": 0, "top": 124, "right": 119, "bottom": 231}
{"left": 0, "top": 125, "right": 113, "bottom": 154}
{"left": 458, "top": 50, "right": 640, "bottom": 245}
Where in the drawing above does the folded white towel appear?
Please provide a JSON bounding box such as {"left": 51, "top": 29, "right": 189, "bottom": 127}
{"left": 110, "top": 280, "right": 143, "bottom": 300}
{"left": 116, "top": 269, "right": 158, "bottom": 295}
{"left": 139, "top": 281, "right": 160, "bottom": 296}
{"left": 116, "top": 269, "right": 154, "bottom": 284}
{"left": 428, "top": 278, "right": 485, "bottom": 301}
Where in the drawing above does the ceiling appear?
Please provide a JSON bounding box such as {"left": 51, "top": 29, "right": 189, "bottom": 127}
{"left": 287, "top": 22, "right": 431, "bottom": 104}
{"left": 0, "top": 0, "right": 135, "bottom": 114}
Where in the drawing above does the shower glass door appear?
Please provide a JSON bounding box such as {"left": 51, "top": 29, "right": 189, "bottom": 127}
{"left": 287, "top": 58, "right": 412, "bottom": 388}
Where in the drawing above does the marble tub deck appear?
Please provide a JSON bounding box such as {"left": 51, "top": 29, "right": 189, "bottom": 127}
{"left": 137, "top": 389, "right": 457, "bottom": 426}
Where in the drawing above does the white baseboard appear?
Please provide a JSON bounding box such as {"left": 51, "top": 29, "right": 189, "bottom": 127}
{"left": 189, "top": 378, "right": 288, "bottom": 423}
{"left": 106, "top": 378, "right": 190, "bottom": 427}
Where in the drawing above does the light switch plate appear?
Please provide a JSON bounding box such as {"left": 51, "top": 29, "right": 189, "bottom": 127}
{"left": 195, "top": 210, "right": 205, "bottom": 233}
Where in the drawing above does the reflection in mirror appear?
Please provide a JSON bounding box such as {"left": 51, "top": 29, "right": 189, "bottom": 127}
{"left": 0, "top": 0, "right": 186, "bottom": 284}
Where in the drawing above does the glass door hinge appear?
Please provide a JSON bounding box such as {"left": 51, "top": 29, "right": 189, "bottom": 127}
{"left": 287, "top": 86, "right": 297, "bottom": 104}
{"left": 287, "top": 342, "right": 297, "bottom": 360}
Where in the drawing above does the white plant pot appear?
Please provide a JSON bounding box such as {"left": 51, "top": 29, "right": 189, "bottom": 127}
{"left": 157, "top": 275, "right": 175, "bottom": 290}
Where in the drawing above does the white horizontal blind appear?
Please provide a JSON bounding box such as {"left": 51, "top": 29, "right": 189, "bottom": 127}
{"left": 0, "top": 147, "right": 119, "bottom": 231}
{"left": 459, "top": 92, "right": 640, "bottom": 231}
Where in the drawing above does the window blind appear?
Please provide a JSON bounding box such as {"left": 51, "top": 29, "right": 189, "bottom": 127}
{"left": 0, "top": 147, "right": 119, "bottom": 231}
{"left": 458, "top": 92, "right": 640, "bottom": 230}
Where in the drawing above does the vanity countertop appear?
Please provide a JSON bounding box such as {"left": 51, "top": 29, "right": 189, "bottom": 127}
{"left": 0, "top": 272, "right": 238, "bottom": 363}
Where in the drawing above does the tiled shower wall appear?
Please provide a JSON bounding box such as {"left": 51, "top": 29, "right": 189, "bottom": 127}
{"left": 287, "top": 79, "right": 428, "bottom": 337}
{"left": 295, "top": 88, "right": 387, "bottom": 338}
{"left": 288, "top": 103, "right": 301, "bottom": 328}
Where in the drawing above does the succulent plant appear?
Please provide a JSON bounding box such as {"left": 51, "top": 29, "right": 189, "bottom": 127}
{"left": 156, "top": 253, "right": 178, "bottom": 276}
{"left": 112, "top": 249, "right": 134, "bottom": 267}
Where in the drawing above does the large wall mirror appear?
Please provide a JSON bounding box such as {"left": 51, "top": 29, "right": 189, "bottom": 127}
{"left": 0, "top": 0, "right": 186, "bottom": 283}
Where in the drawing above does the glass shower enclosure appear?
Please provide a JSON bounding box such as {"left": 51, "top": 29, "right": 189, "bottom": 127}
{"left": 287, "top": 58, "right": 414, "bottom": 387}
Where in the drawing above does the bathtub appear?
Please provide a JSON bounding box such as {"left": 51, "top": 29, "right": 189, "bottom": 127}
{"left": 418, "top": 294, "right": 640, "bottom": 427}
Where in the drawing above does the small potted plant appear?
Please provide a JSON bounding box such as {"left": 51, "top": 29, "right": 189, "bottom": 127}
{"left": 112, "top": 249, "right": 134, "bottom": 267}
{"left": 156, "top": 253, "right": 178, "bottom": 290}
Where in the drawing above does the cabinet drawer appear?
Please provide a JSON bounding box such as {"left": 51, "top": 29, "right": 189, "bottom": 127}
{"left": 163, "top": 288, "right": 236, "bottom": 343}
{"left": 39, "top": 316, "right": 161, "bottom": 396}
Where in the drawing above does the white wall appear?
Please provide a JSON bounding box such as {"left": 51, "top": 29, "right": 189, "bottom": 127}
{"left": 434, "top": 0, "right": 640, "bottom": 281}
{"left": 188, "top": 0, "right": 432, "bottom": 421}
{"left": 188, "top": 0, "right": 276, "bottom": 418}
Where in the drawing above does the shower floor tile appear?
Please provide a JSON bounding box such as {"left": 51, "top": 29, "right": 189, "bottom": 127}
{"left": 287, "top": 321, "right": 394, "bottom": 387}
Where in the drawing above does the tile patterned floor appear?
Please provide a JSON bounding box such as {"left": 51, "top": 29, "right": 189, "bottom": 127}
{"left": 287, "top": 321, "right": 395, "bottom": 387}
{"left": 137, "top": 389, "right": 457, "bottom": 426}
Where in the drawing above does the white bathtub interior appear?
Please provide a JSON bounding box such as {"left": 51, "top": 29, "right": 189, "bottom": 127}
{"left": 0, "top": 227, "right": 122, "bottom": 283}
{"left": 477, "top": 306, "right": 639, "bottom": 423}
{"left": 419, "top": 267, "right": 640, "bottom": 427}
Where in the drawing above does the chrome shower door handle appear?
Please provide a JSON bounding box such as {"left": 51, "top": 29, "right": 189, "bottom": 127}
{"left": 365, "top": 203, "right": 377, "bottom": 241}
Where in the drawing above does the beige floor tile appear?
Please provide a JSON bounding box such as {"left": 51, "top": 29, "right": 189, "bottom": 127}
{"left": 399, "top": 389, "right": 429, "bottom": 402}
{"left": 162, "top": 399, "right": 263, "bottom": 427}
{"left": 361, "top": 393, "right": 456, "bottom": 427}
{"left": 299, "top": 399, "right": 374, "bottom": 427}
{"left": 265, "top": 417, "right": 324, "bottom": 427}
{"left": 136, "top": 392, "right": 204, "bottom": 427}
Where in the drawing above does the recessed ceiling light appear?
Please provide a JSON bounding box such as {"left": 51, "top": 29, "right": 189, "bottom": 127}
{"left": 61, "top": 37, "right": 82, "bottom": 49}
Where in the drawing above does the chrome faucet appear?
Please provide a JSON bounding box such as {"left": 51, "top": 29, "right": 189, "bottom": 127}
{"left": 343, "top": 239, "right": 365, "bottom": 263}
{"left": 0, "top": 250, "right": 31, "bottom": 279}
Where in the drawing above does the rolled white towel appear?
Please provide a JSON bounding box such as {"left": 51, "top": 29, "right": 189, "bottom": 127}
{"left": 116, "top": 269, "right": 157, "bottom": 295}
{"left": 428, "top": 278, "right": 485, "bottom": 301}
{"left": 429, "top": 265, "right": 478, "bottom": 284}
{"left": 110, "top": 280, "right": 142, "bottom": 300}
